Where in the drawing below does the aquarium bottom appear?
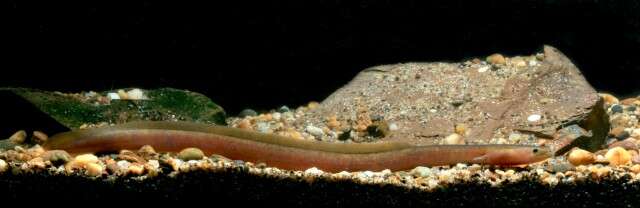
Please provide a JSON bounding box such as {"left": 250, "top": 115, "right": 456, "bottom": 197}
{"left": 0, "top": 169, "right": 638, "bottom": 206}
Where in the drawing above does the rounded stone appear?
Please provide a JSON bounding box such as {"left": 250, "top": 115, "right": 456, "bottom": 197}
{"left": 567, "top": 148, "right": 595, "bottom": 166}
{"left": 611, "top": 104, "right": 623, "bottom": 114}
{"left": 178, "top": 147, "right": 205, "bottom": 161}
{"left": 0, "top": 159, "right": 7, "bottom": 173}
{"left": 32, "top": 131, "right": 48, "bottom": 144}
{"left": 605, "top": 147, "right": 632, "bottom": 166}
{"left": 85, "top": 163, "right": 103, "bottom": 177}
{"left": 238, "top": 109, "right": 258, "bottom": 118}
{"left": 8, "top": 130, "right": 26, "bottom": 144}
{"left": 486, "top": 53, "right": 506, "bottom": 65}
{"left": 410, "top": 166, "right": 432, "bottom": 178}
{"left": 278, "top": 106, "right": 291, "bottom": 113}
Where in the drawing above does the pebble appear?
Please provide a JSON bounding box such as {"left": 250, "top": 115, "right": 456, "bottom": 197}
{"left": 178, "top": 148, "right": 205, "bottom": 161}
{"left": 238, "top": 109, "right": 258, "bottom": 118}
{"left": 42, "top": 150, "right": 72, "bottom": 166}
{"left": 66, "top": 154, "right": 99, "bottom": 173}
{"left": 611, "top": 104, "right": 624, "bottom": 114}
{"left": 278, "top": 106, "right": 290, "bottom": 113}
{"left": 527, "top": 114, "right": 542, "bottom": 122}
{"left": 307, "top": 101, "right": 320, "bottom": 110}
{"left": 0, "top": 159, "right": 7, "bottom": 173}
{"left": 444, "top": 133, "right": 465, "bottom": 145}
{"left": 621, "top": 98, "right": 638, "bottom": 106}
{"left": 137, "top": 145, "right": 158, "bottom": 160}
{"left": 73, "top": 154, "right": 99, "bottom": 164}
{"left": 107, "top": 92, "right": 120, "bottom": 100}
{"left": 31, "top": 131, "right": 48, "bottom": 144}
{"left": 546, "top": 159, "right": 575, "bottom": 173}
{"left": 305, "top": 125, "right": 325, "bottom": 138}
{"left": 255, "top": 122, "right": 270, "bottom": 133}
{"left": 568, "top": 148, "right": 595, "bottom": 166}
{"left": 85, "top": 163, "right": 103, "bottom": 177}
{"left": 116, "top": 160, "right": 131, "bottom": 170}
{"left": 477, "top": 66, "right": 490, "bottom": 73}
{"left": 117, "top": 89, "right": 128, "bottom": 100}
{"left": 632, "top": 129, "right": 640, "bottom": 139}
{"left": 388, "top": 123, "right": 399, "bottom": 131}
{"left": 304, "top": 167, "right": 324, "bottom": 176}
{"left": 237, "top": 120, "right": 252, "bottom": 130}
{"left": 609, "top": 127, "right": 628, "bottom": 140}
{"left": 126, "top": 88, "right": 148, "bottom": 100}
{"left": 605, "top": 147, "right": 632, "bottom": 166}
{"left": 8, "top": 130, "right": 26, "bottom": 144}
{"left": 610, "top": 114, "right": 630, "bottom": 127}
{"left": 608, "top": 138, "right": 637, "bottom": 150}
{"left": 118, "top": 150, "right": 146, "bottom": 163}
{"left": 486, "top": 53, "right": 506, "bottom": 65}
{"left": 128, "top": 164, "right": 145, "bottom": 175}
{"left": 326, "top": 116, "right": 341, "bottom": 130}
{"left": 410, "top": 166, "right": 432, "bottom": 178}
{"left": 600, "top": 93, "right": 619, "bottom": 106}
{"left": 631, "top": 164, "right": 640, "bottom": 173}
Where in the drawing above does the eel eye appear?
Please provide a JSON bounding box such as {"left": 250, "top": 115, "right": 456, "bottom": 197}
{"left": 532, "top": 148, "right": 539, "bottom": 153}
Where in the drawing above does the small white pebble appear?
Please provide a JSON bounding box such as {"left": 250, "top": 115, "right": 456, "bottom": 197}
{"left": 455, "top": 163, "right": 467, "bottom": 169}
{"left": 305, "top": 125, "right": 324, "bottom": 138}
{"left": 429, "top": 109, "right": 437, "bottom": 113}
{"left": 528, "top": 60, "right": 538, "bottom": 66}
{"left": 0, "top": 159, "right": 7, "bottom": 173}
{"left": 107, "top": 92, "right": 120, "bottom": 100}
{"left": 535, "top": 168, "right": 546, "bottom": 176}
{"left": 388, "top": 123, "right": 399, "bottom": 131}
{"left": 85, "top": 91, "right": 97, "bottom": 97}
{"left": 116, "top": 160, "right": 131, "bottom": 169}
{"left": 527, "top": 114, "right": 541, "bottom": 122}
{"left": 478, "top": 66, "right": 490, "bottom": 73}
{"left": 304, "top": 167, "right": 324, "bottom": 176}
{"left": 411, "top": 166, "right": 432, "bottom": 177}
{"left": 126, "top": 88, "right": 148, "bottom": 100}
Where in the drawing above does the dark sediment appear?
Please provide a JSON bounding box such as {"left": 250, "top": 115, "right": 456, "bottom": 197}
{"left": 1, "top": 170, "right": 639, "bottom": 206}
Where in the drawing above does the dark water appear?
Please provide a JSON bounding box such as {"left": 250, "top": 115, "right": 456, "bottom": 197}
{"left": 3, "top": 1, "right": 640, "bottom": 124}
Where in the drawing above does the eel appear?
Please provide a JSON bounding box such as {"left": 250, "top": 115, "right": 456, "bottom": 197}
{"left": 44, "top": 121, "right": 553, "bottom": 172}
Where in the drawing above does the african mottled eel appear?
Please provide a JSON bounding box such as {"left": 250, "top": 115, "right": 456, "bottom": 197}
{"left": 44, "top": 121, "right": 552, "bottom": 172}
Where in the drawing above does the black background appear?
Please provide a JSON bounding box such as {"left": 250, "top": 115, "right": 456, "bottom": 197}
{"left": 5, "top": 0, "right": 640, "bottom": 116}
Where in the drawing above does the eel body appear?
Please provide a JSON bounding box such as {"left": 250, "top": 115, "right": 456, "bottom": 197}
{"left": 44, "top": 121, "right": 552, "bottom": 172}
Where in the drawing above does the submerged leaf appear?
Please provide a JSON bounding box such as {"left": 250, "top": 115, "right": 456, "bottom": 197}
{"left": 2, "top": 87, "right": 226, "bottom": 129}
